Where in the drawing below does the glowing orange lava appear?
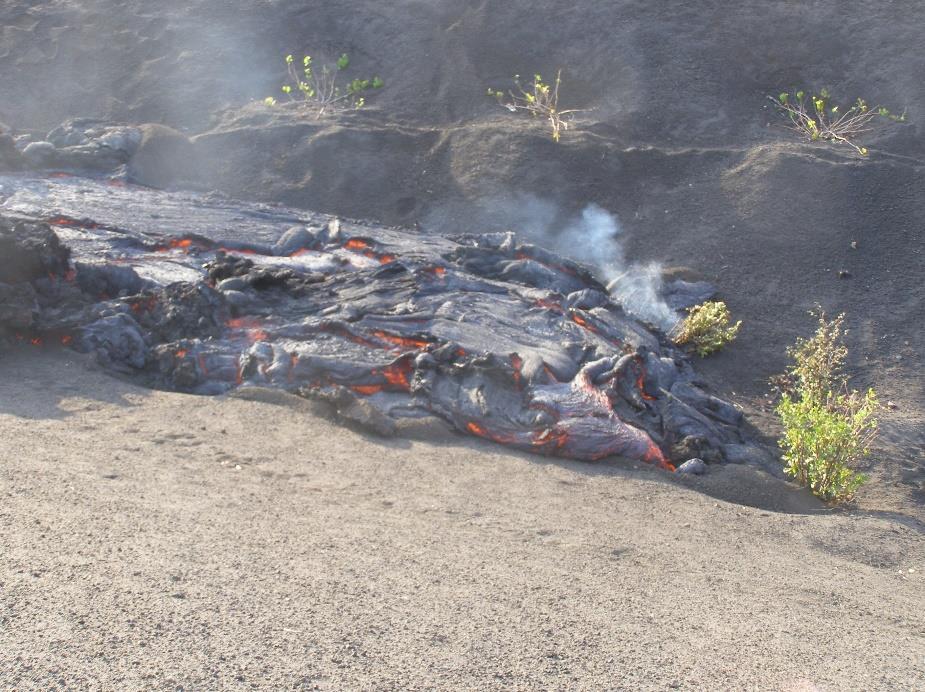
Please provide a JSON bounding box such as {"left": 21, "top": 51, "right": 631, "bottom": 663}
{"left": 155, "top": 237, "right": 197, "bottom": 253}
{"left": 636, "top": 371, "right": 657, "bottom": 401}
{"left": 226, "top": 317, "right": 268, "bottom": 342}
{"left": 467, "top": 421, "right": 487, "bottom": 436}
{"left": 634, "top": 359, "right": 658, "bottom": 401}
{"left": 380, "top": 361, "right": 412, "bottom": 389}
{"left": 644, "top": 442, "right": 675, "bottom": 472}
{"left": 373, "top": 331, "right": 430, "bottom": 351}
{"left": 532, "top": 427, "right": 569, "bottom": 450}
{"left": 465, "top": 421, "right": 514, "bottom": 444}
{"left": 48, "top": 216, "right": 100, "bottom": 230}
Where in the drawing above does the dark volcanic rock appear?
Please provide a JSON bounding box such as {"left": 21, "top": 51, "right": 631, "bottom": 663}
{"left": 0, "top": 282, "right": 37, "bottom": 333}
{"left": 0, "top": 217, "right": 70, "bottom": 341}
{"left": 0, "top": 217, "right": 71, "bottom": 284}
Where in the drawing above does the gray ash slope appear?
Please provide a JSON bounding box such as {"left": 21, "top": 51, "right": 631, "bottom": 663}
{"left": 0, "top": 173, "right": 764, "bottom": 471}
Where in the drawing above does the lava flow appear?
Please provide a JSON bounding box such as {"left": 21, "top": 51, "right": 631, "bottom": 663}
{"left": 0, "top": 174, "right": 753, "bottom": 470}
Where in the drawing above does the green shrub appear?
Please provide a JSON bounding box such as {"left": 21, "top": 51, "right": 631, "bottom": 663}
{"left": 488, "top": 71, "right": 584, "bottom": 142}
{"left": 777, "top": 390, "right": 876, "bottom": 502}
{"left": 769, "top": 88, "right": 906, "bottom": 156}
{"left": 671, "top": 301, "right": 741, "bottom": 356}
{"left": 775, "top": 310, "right": 879, "bottom": 502}
{"left": 265, "top": 53, "right": 383, "bottom": 114}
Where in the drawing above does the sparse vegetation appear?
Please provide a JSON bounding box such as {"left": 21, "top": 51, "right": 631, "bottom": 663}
{"left": 769, "top": 88, "right": 906, "bottom": 156}
{"left": 775, "top": 310, "right": 879, "bottom": 502}
{"left": 671, "top": 301, "right": 741, "bottom": 357}
{"left": 265, "top": 53, "right": 383, "bottom": 114}
{"left": 488, "top": 71, "right": 584, "bottom": 142}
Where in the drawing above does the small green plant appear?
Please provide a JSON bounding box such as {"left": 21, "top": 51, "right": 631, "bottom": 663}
{"left": 488, "top": 71, "right": 584, "bottom": 142}
{"left": 267, "top": 53, "right": 383, "bottom": 115}
{"left": 671, "top": 301, "right": 741, "bottom": 356}
{"left": 769, "top": 88, "right": 906, "bottom": 156}
{"left": 775, "top": 310, "right": 879, "bottom": 502}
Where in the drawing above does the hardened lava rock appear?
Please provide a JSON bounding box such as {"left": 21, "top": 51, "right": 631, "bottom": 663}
{"left": 0, "top": 216, "right": 72, "bottom": 340}
{"left": 0, "top": 173, "right": 762, "bottom": 469}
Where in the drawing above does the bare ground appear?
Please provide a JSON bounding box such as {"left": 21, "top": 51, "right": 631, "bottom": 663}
{"left": 1, "top": 349, "right": 922, "bottom": 690}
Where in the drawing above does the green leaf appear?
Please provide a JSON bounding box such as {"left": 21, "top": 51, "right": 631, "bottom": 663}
{"left": 779, "top": 92, "right": 789, "bottom": 103}
{"left": 285, "top": 54, "right": 294, "bottom": 65}
{"left": 337, "top": 53, "right": 350, "bottom": 70}
{"left": 372, "top": 76, "right": 384, "bottom": 89}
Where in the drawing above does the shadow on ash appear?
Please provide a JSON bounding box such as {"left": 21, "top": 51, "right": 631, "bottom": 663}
{"left": 0, "top": 172, "right": 766, "bottom": 473}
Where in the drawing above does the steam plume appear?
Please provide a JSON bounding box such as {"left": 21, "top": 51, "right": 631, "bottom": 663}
{"left": 425, "top": 194, "right": 680, "bottom": 332}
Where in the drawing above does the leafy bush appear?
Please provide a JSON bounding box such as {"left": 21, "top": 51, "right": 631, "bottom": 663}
{"left": 265, "top": 53, "right": 383, "bottom": 114}
{"left": 671, "top": 301, "right": 741, "bottom": 356}
{"left": 775, "top": 310, "right": 879, "bottom": 502}
{"left": 488, "top": 71, "right": 584, "bottom": 142}
{"left": 769, "top": 88, "right": 906, "bottom": 156}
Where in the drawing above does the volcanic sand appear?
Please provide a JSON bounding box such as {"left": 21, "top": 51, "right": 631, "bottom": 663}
{"left": 1, "top": 349, "right": 922, "bottom": 689}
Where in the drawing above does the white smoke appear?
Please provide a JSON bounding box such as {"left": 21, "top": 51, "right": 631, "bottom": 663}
{"left": 425, "top": 194, "right": 680, "bottom": 332}
{"left": 552, "top": 204, "right": 679, "bottom": 332}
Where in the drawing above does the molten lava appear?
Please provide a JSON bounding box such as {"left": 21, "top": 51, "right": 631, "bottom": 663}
{"left": 1, "top": 173, "right": 755, "bottom": 472}
{"left": 226, "top": 317, "right": 269, "bottom": 342}
{"left": 466, "top": 421, "right": 515, "bottom": 444}
{"left": 372, "top": 330, "right": 430, "bottom": 351}
{"left": 380, "top": 360, "right": 413, "bottom": 390}
{"left": 343, "top": 238, "right": 395, "bottom": 264}
{"left": 344, "top": 238, "right": 369, "bottom": 251}
{"left": 636, "top": 358, "right": 658, "bottom": 401}
{"left": 48, "top": 216, "right": 101, "bottom": 230}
